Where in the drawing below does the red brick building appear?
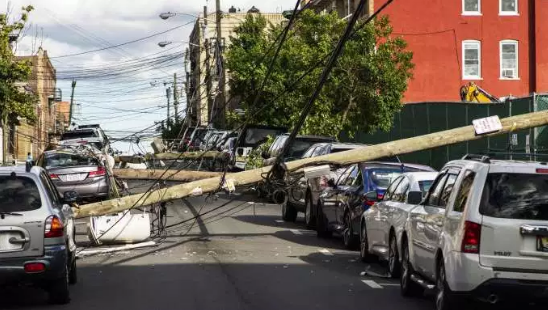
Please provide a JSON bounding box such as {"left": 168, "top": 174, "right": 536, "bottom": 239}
{"left": 306, "top": 0, "right": 548, "bottom": 102}
{"left": 375, "top": 0, "right": 548, "bottom": 102}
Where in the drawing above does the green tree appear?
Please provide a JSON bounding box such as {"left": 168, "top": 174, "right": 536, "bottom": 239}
{"left": 0, "top": 5, "right": 37, "bottom": 162}
{"left": 225, "top": 10, "right": 414, "bottom": 138}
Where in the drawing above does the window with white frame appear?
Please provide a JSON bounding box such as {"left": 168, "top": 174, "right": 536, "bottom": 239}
{"left": 500, "top": 40, "right": 518, "bottom": 79}
{"left": 463, "top": 40, "right": 481, "bottom": 79}
{"left": 500, "top": 0, "right": 518, "bottom": 15}
{"left": 463, "top": 0, "right": 481, "bottom": 15}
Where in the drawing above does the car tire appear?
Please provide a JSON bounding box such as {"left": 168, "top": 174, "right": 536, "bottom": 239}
{"left": 388, "top": 234, "right": 401, "bottom": 278}
{"left": 48, "top": 264, "right": 70, "bottom": 305}
{"left": 400, "top": 239, "right": 422, "bottom": 297}
{"left": 304, "top": 195, "right": 316, "bottom": 230}
{"left": 359, "top": 222, "right": 375, "bottom": 262}
{"left": 69, "top": 254, "right": 78, "bottom": 285}
{"left": 282, "top": 202, "right": 298, "bottom": 222}
{"left": 343, "top": 212, "right": 359, "bottom": 250}
{"left": 436, "top": 259, "right": 460, "bottom": 310}
{"left": 316, "top": 202, "right": 332, "bottom": 238}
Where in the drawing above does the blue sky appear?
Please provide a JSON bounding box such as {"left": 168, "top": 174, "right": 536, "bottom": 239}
{"left": 3, "top": 0, "right": 296, "bottom": 153}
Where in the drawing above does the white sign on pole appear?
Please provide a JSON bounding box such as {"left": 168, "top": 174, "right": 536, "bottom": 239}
{"left": 472, "top": 116, "right": 503, "bottom": 135}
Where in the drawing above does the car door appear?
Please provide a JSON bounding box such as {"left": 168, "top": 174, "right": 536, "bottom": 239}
{"left": 409, "top": 171, "right": 448, "bottom": 276}
{"left": 321, "top": 165, "right": 354, "bottom": 227}
{"left": 367, "top": 176, "right": 403, "bottom": 250}
{"left": 339, "top": 168, "right": 364, "bottom": 232}
{"left": 379, "top": 176, "right": 410, "bottom": 250}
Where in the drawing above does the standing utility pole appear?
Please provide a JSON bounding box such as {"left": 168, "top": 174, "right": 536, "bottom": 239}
{"left": 166, "top": 87, "right": 172, "bottom": 129}
{"left": 173, "top": 73, "right": 179, "bottom": 121}
{"left": 215, "top": 0, "right": 226, "bottom": 127}
{"left": 68, "top": 80, "right": 77, "bottom": 127}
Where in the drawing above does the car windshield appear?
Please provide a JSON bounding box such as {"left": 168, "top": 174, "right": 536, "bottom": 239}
{"left": 287, "top": 139, "right": 326, "bottom": 159}
{"left": 45, "top": 152, "right": 100, "bottom": 168}
{"left": 0, "top": 176, "right": 41, "bottom": 212}
{"left": 61, "top": 130, "right": 97, "bottom": 140}
{"left": 480, "top": 173, "right": 548, "bottom": 220}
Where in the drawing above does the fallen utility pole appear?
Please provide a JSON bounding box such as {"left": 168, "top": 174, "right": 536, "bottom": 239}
{"left": 74, "top": 110, "right": 548, "bottom": 218}
{"left": 153, "top": 151, "right": 227, "bottom": 160}
{"left": 113, "top": 169, "right": 223, "bottom": 182}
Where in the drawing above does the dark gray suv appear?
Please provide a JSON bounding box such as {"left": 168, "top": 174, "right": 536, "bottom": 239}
{"left": 0, "top": 166, "right": 78, "bottom": 304}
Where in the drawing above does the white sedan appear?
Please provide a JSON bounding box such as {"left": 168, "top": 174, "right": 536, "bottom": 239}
{"left": 360, "top": 172, "right": 438, "bottom": 277}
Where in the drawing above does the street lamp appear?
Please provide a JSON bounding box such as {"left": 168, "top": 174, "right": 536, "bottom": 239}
{"left": 158, "top": 41, "right": 200, "bottom": 48}
{"left": 159, "top": 12, "right": 199, "bottom": 20}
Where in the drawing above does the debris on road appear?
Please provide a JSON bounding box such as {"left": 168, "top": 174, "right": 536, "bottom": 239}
{"left": 76, "top": 241, "right": 157, "bottom": 258}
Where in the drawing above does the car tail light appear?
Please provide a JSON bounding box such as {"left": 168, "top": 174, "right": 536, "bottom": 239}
{"left": 462, "top": 221, "right": 481, "bottom": 253}
{"left": 537, "top": 168, "right": 548, "bottom": 174}
{"left": 45, "top": 216, "right": 64, "bottom": 238}
{"left": 24, "top": 263, "right": 46, "bottom": 273}
{"left": 49, "top": 173, "right": 59, "bottom": 179}
{"left": 88, "top": 166, "right": 106, "bottom": 177}
{"left": 361, "top": 195, "right": 376, "bottom": 207}
{"left": 377, "top": 193, "right": 384, "bottom": 200}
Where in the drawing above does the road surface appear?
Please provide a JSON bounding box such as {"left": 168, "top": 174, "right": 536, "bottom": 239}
{"left": 0, "top": 187, "right": 523, "bottom": 310}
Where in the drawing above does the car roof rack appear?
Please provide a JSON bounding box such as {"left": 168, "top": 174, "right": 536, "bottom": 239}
{"left": 461, "top": 154, "right": 491, "bottom": 163}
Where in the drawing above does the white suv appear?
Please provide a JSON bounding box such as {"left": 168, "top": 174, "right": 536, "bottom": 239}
{"left": 399, "top": 155, "right": 548, "bottom": 310}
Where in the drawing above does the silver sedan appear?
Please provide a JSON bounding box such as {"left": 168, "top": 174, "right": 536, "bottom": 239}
{"left": 360, "top": 172, "right": 438, "bottom": 277}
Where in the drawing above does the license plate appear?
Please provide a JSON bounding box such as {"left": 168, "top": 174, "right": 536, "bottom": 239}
{"left": 537, "top": 236, "right": 548, "bottom": 252}
{"left": 63, "top": 174, "right": 84, "bottom": 182}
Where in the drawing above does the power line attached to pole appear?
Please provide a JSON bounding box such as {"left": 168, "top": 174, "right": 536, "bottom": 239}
{"left": 68, "top": 80, "right": 77, "bottom": 127}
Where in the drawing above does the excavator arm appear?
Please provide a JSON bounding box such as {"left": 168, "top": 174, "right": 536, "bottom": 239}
{"left": 460, "top": 82, "right": 501, "bottom": 103}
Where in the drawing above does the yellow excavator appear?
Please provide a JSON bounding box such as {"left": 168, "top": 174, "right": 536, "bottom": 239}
{"left": 460, "top": 82, "right": 501, "bottom": 103}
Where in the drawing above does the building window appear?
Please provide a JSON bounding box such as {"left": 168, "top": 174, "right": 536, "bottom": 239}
{"left": 463, "top": 0, "right": 481, "bottom": 15}
{"left": 463, "top": 40, "right": 481, "bottom": 79}
{"left": 500, "top": 0, "right": 518, "bottom": 15}
{"left": 500, "top": 40, "right": 518, "bottom": 79}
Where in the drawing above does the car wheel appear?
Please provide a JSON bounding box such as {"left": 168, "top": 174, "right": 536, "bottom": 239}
{"left": 316, "top": 202, "right": 332, "bottom": 238}
{"left": 400, "top": 239, "right": 422, "bottom": 297}
{"left": 48, "top": 264, "right": 70, "bottom": 304}
{"left": 305, "top": 195, "right": 316, "bottom": 230}
{"left": 436, "top": 259, "right": 460, "bottom": 310}
{"left": 359, "top": 222, "right": 375, "bottom": 262}
{"left": 69, "top": 254, "right": 78, "bottom": 285}
{"left": 343, "top": 212, "right": 359, "bottom": 250}
{"left": 388, "top": 234, "right": 401, "bottom": 278}
{"left": 281, "top": 202, "right": 297, "bottom": 222}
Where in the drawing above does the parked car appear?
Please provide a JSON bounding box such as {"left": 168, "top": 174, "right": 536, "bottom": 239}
{"left": 232, "top": 125, "right": 287, "bottom": 171}
{"left": 263, "top": 134, "right": 336, "bottom": 166}
{"left": 283, "top": 142, "right": 366, "bottom": 228}
{"left": 186, "top": 127, "right": 209, "bottom": 152}
{"left": 60, "top": 125, "right": 112, "bottom": 155}
{"left": 0, "top": 166, "right": 78, "bottom": 304}
{"left": 316, "top": 162, "right": 435, "bottom": 249}
{"left": 37, "top": 148, "right": 110, "bottom": 202}
{"left": 395, "top": 154, "right": 548, "bottom": 310}
{"left": 360, "top": 171, "right": 438, "bottom": 277}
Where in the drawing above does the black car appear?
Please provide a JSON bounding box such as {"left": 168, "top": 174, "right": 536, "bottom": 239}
{"left": 283, "top": 142, "right": 366, "bottom": 228}
{"left": 316, "top": 162, "right": 435, "bottom": 249}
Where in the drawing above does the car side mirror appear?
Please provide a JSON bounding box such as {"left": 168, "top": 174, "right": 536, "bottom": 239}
{"left": 327, "top": 178, "right": 336, "bottom": 188}
{"left": 63, "top": 191, "right": 79, "bottom": 203}
{"left": 407, "top": 191, "right": 423, "bottom": 204}
{"left": 261, "top": 151, "right": 270, "bottom": 159}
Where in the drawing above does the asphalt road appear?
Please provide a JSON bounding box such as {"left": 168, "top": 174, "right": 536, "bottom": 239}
{"left": 0, "top": 186, "right": 523, "bottom": 310}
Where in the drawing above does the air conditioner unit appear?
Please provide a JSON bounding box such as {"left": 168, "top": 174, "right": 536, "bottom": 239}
{"left": 502, "top": 69, "right": 515, "bottom": 79}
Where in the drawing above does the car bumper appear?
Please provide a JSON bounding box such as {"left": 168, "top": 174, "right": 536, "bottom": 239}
{"left": 0, "top": 245, "right": 67, "bottom": 286}
{"left": 469, "top": 278, "right": 548, "bottom": 303}
{"left": 54, "top": 178, "right": 109, "bottom": 198}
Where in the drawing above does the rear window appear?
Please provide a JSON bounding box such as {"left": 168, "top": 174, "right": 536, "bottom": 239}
{"left": 61, "top": 130, "right": 97, "bottom": 140}
{"left": 480, "top": 173, "right": 548, "bottom": 220}
{"left": 0, "top": 176, "right": 41, "bottom": 212}
{"left": 287, "top": 139, "right": 326, "bottom": 159}
{"left": 45, "top": 153, "right": 100, "bottom": 168}
{"left": 369, "top": 168, "right": 405, "bottom": 188}
{"left": 419, "top": 180, "right": 433, "bottom": 193}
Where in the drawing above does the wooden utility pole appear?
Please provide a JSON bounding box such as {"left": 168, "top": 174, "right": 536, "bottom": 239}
{"left": 215, "top": 0, "right": 226, "bottom": 127}
{"left": 166, "top": 87, "right": 171, "bottom": 128}
{"left": 68, "top": 80, "right": 76, "bottom": 126}
{"left": 74, "top": 110, "right": 548, "bottom": 218}
{"left": 113, "top": 169, "right": 223, "bottom": 182}
{"left": 173, "top": 73, "right": 179, "bottom": 121}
